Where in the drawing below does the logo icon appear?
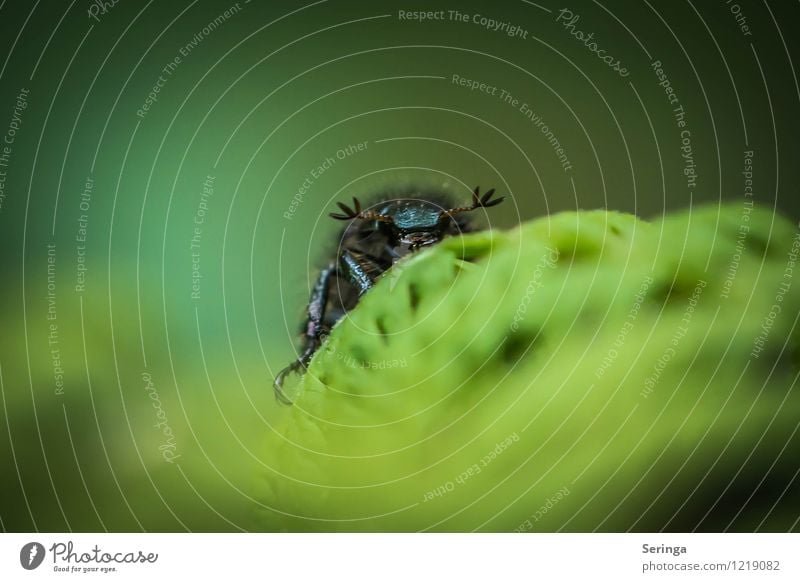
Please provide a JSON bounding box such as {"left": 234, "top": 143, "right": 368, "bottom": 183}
{"left": 20, "top": 542, "right": 45, "bottom": 570}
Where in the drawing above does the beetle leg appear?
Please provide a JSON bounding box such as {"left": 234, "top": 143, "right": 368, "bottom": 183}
{"left": 273, "top": 263, "right": 336, "bottom": 403}
{"left": 339, "top": 250, "right": 380, "bottom": 296}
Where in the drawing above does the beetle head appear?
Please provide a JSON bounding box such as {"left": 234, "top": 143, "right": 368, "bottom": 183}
{"left": 329, "top": 187, "right": 504, "bottom": 251}
{"left": 381, "top": 200, "right": 445, "bottom": 250}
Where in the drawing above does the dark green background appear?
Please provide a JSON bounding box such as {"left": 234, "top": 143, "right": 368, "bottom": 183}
{"left": 0, "top": 0, "right": 797, "bottom": 531}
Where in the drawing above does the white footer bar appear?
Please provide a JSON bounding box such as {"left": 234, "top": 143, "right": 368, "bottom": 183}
{"left": 1, "top": 533, "right": 796, "bottom": 581}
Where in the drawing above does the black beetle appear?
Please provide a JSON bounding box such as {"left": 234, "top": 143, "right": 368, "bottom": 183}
{"left": 273, "top": 186, "right": 504, "bottom": 403}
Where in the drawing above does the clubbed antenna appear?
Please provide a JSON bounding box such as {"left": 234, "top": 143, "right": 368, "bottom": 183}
{"left": 440, "top": 186, "right": 504, "bottom": 219}
{"left": 329, "top": 196, "right": 393, "bottom": 223}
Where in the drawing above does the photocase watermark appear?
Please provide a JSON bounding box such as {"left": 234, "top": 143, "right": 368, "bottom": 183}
{"left": 136, "top": 3, "right": 243, "bottom": 118}
{"left": 555, "top": 8, "right": 629, "bottom": 77}
{"left": 510, "top": 247, "right": 559, "bottom": 332}
{"left": 450, "top": 74, "right": 572, "bottom": 172}
{"left": 422, "top": 432, "right": 519, "bottom": 502}
{"left": 451, "top": 73, "right": 499, "bottom": 97}
{"left": 652, "top": 59, "right": 680, "bottom": 107}
{"left": 142, "top": 372, "right": 180, "bottom": 463}
{"left": 505, "top": 89, "right": 572, "bottom": 172}
{"left": 397, "top": 9, "right": 529, "bottom": 39}
{"left": 595, "top": 275, "right": 654, "bottom": 378}
{"left": 750, "top": 228, "right": 800, "bottom": 359}
{"left": 641, "top": 279, "right": 707, "bottom": 398}
{"left": 677, "top": 115, "right": 698, "bottom": 191}
{"left": 0, "top": 87, "right": 29, "bottom": 213}
{"left": 20, "top": 539, "right": 159, "bottom": 573}
{"left": 721, "top": 150, "right": 754, "bottom": 300}
{"left": 450, "top": 10, "right": 529, "bottom": 39}
{"left": 317, "top": 332, "right": 408, "bottom": 370}
{"left": 46, "top": 243, "right": 65, "bottom": 396}
{"left": 87, "top": 0, "right": 122, "bottom": 23}
{"left": 47, "top": 540, "right": 157, "bottom": 574}
{"left": 75, "top": 175, "right": 94, "bottom": 294}
{"left": 190, "top": 175, "right": 215, "bottom": 301}
{"left": 20, "top": 542, "right": 46, "bottom": 570}
{"left": 334, "top": 351, "right": 407, "bottom": 370}
{"left": 514, "top": 486, "right": 570, "bottom": 532}
{"left": 284, "top": 141, "right": 369, "bottom": 220}
{"left": 725, "top": 0, "right": 753, "bottom": 37}
{"left": 651, "top": 59, "right": 697, "bottom": 191}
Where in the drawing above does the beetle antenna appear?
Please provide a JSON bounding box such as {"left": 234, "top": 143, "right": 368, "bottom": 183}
{"left": 440, "top": 186, "right": 504, "bottom": 219}
{"left": 329, "top": 196, "right": 394, "bottom": 222}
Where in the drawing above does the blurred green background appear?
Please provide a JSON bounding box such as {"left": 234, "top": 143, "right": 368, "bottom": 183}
{"left": 0, "top": 0, "right": 798, "bottom": 531}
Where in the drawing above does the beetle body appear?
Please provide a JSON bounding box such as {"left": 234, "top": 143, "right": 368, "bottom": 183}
{"left": 274, "top": 186, "right": 504, "bottom": 403}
